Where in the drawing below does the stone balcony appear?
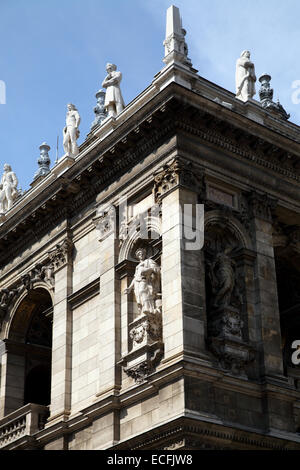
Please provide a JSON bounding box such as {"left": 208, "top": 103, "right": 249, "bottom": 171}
{"left": 0, "top": 403, "right": 49, "bottom": 449}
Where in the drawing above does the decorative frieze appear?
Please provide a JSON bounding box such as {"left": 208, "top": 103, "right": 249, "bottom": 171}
{"left": 21, "top": 263, "right": 54, "bottom": 291}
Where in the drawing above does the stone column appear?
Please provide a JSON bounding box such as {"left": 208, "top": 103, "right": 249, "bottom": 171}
{"left": 248, "top": 192, "right": 284, "bottom": 378}
{"left": 154, "top": 158, "right": 207, "bottom": 362}
{"left": 47, "top": 238, "right": 73, "bottom": 424}
{"left": 93, "top": 207, "right": 121, "bottom": 397}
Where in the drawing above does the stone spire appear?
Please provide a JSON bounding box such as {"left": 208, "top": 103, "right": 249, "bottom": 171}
{"left": 91, "top": 89, "right": 107, "bottom": 129}
{"left": 33, "top": 142, "right": 51, "bottom": 180}
{"left": 163, "top": 5, "right": 192, "bottom": 68}
{"left": 258, "top": 74, "right": 290, "bottom": 120}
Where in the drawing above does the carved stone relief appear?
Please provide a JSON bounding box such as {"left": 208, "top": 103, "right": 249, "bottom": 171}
{"left": 205, "top": 222, "right": 254, "bottom": 375}
{"left": 119, "top": 244, "right": 163, "bottom": 383}
{"left": 154, "top": 158, "right": 205, "bottom": 202}
{"left": 0, "top": 238, "right": 73, "bottom": 332}
{"left": 93, "top": 206, "right": 116, "bottom": 241}
{"left": 49, "top": 238, "right": 73, "bottom": 271}
{"left": 248, "top": 191, "right": 277, "bottom": 223}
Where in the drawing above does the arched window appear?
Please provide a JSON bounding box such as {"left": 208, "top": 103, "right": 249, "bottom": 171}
{"left": 2, "top": 288, "right": 53, "bottom": 415}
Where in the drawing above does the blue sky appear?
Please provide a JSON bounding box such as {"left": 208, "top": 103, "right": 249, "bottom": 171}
{"left": 1, "top": 0, "right": 300, "bottom": 191}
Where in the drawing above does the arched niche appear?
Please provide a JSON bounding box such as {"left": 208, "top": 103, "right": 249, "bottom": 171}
{"left": 118, "top": 215, "right": 161, "bottom": 263}
{"left": 203, "top": 210, "right": 256, "bottom": 375}
{"left": 1, "top": 287, "right": 53, "bottom": 416}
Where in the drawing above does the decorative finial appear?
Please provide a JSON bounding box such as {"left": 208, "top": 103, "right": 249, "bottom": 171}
{"left": 33, "top": 142, "right": 51, "bottom": 180}
{"left": 259, "top": 74, "right": 290, "bottom": 120}
{"left": 91, "top": 89, "right": 107, "bottom": 129}
{"left": 163, "top": 5, "right": 192, "bottom": 67}
{"left": 235, "top": 50, "right": 256, "bottom": 102}
{"left": 102, "top": 63, "right": 125, "bottom": 118}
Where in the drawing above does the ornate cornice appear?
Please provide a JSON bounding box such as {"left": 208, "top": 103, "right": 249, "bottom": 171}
{"left": 117, "top": 419, "right": 294, "bottom": 451}
{"left": 0, "top": 94, "right": 299, "bottom": 269}
{"left": 0, "top": 122, "right": 174, "bottom": 268}
{"left": 176, "top": 120, "right": 300, "bottom": 182}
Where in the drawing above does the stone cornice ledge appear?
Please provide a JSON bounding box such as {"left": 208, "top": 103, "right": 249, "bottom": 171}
{"left": 10, "top": 357, "right": 300, "bottom": 449}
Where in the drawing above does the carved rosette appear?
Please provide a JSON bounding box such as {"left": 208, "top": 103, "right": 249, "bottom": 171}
{"left": 49, "top": 238, "right": 73, "bottom": 272}
{"left": 154, "top": 158, "right": 205, "bottom": 202}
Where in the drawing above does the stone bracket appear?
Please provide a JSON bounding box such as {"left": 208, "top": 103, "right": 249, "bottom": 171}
{"left": 119, "top": 312, "right": 164, "bottom": 383}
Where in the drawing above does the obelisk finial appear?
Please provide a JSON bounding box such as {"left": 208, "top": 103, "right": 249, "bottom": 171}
{"left": 163, "top": 5, "right": 192, "bottom": 67}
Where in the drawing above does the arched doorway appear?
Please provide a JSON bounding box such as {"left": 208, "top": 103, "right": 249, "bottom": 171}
{"left": 4, "top": 288, "right": 53, "bottom": 415}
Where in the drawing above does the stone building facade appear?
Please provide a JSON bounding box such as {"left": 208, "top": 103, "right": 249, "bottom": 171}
{"left": 0, "top": 6, "right": 300, "bottom": 451}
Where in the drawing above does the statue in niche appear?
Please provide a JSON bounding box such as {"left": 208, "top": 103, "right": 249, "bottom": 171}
{"left": 124, "top": 247, "right": 161, "bottom": 315}
{"left": 63, "top": 103, "right": 81, "bottom": 156}
{"left": 0, "top": 163, "right": 19, "bottom": 213}
{"left": 235, "top": 50, "right": 256, "bottom": 102}
{"left": 102, "top": 63, "right": 125, "bottom": 117}
{"left": 209, "top": 251, "right": 236, "bottom": 308}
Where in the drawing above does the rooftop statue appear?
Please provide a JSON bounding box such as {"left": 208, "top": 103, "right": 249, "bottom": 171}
{"left": 91, "top": 89, "right": 107, "bottom": 129}
{"left": 235, "top": 50, "right": 256, "bottom": 102}
{"left": 63, "top": 103, "right": 81, "bottom": 157}
{"left": 0, "top": 163, "right": 19, "bottom": 213}
{"left": 102, "top": 63, "right": 125, "bottom": 118}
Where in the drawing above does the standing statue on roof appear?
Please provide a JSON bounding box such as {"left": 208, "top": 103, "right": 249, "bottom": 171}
{"left": 0, "top": 163, "right": 18, "bottom": 213}
{"left": 235, "top": 50, "right": 256, "bottom": 102}
{"left": 102, "top": 63, "right": 125, "bottom": 118}
{"left": 63, "top": 103, "right": 81, "bottom": 157}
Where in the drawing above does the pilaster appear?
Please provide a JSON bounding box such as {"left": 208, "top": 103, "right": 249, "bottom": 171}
{"left": 248, "top": 192, "right": 284, "bottom": 378}
{"left": 93, "top": 207, "right": 121, "bottom": 396}
{"left": 47, "top": 238, "right": 73, "bottom": 424}
{"left": 155, "top": 158, "right": 206, "bottom": 361}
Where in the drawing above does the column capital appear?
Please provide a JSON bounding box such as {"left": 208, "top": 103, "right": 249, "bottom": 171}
{"left": 154, "top": 157, "right": 205, "bottom": 202}
{"left": 92, "top": 205, "right": 116, "bottom": 242}
{"left": 49, "top": 238, "right": 73, "bottom": 273}
{"left": 248, "top": 191, "right": 277, "bottom": 223}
